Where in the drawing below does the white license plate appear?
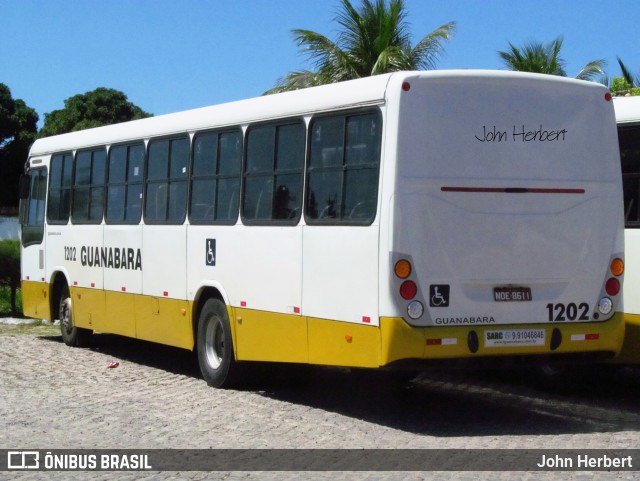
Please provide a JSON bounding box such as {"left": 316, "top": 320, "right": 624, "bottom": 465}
{"left": 493, "top": 287, "right": 532, "bottom": 302}
{"left": 484, "top": 329, "right": 545, "bottom": 347}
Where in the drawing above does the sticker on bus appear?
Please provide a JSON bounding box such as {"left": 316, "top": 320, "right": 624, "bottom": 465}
{"left": 484, "top": 329, "right": 546, "bottom": 347}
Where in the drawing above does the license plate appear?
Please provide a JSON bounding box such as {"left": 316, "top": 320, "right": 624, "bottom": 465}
{"left": 493, "top": 287, "right": 532, "bottom": 302}
{"left": 485, "top": 329, "right": 545, "bottom": 347}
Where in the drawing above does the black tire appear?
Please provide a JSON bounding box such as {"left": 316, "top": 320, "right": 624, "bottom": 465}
{"left": 59, "top": 285, "right": 92, "bottom": 347}
{"left": 196, "top": 298, "right": 241, "bottom": 388}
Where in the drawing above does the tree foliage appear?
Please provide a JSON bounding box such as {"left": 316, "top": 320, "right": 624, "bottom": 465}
{"left": 266, "top": 0, "right": 455, "bottom": 93}
{"left": 0, "top": 84, "right": 38, "bottom": 208}
{"left": 0, "top": 240, "right": 21, "bottom": 315}
{"left": 40, "top": 87, "right": 151, "bottom": 137}
{"left": 613, "top": 57, "right": 640, "bottom": 96}
{"left": 498, "top": 36, "right": 606, "bottom": 81}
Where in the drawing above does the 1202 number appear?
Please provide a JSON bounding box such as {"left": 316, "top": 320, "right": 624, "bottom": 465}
{"left": 546, "top": 302, "right": 589, "bottom": 322}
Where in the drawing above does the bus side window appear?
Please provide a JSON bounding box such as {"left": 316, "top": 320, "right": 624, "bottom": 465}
{"left": 106, "top": 143, "right": 145, "bottom": 224}
{"left": 190, "top": 130, "right": 241, "bottom": 225}
{"left": 22, "top": 168, "right": 47, "bottom": 246}
{"left": 242, "top": 121, "right": 304, "bottom": 224}
{"left": 306, "top": 110, "right": 381, "bottom": 225}
{"left": 47, "top": 153, "right": 73, "bottom": 224}
{"left": 72, "top": 148, "right": 106, "bottom": 224}
{"left": 145, "top": 137, "right": 188, "bottom": 225}
{"left": 619, "top": 125, "right": 640, "bottom": 226}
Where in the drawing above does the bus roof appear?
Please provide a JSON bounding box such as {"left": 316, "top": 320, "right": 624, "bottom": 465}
{"left": 614, "top": 96, "right": 640, "bottom": 124}
{"left": 30, "top": 70, "right": 604, "bottom": 156}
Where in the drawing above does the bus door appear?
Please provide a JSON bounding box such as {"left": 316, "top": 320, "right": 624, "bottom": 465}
{"left": 19, "top": 166, "right": 49, "bottom": 319}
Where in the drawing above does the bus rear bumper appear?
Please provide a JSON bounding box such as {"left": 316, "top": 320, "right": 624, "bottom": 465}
{"left": 379, "top": 313, "right": 625, "bottom": 366}
{"left": 610, "top": 312, "right": 640, "bottom": 364}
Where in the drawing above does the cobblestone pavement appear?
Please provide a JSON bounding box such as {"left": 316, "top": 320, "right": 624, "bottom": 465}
{"left": 1, "top": 332, "right": 640, "bottom": 480}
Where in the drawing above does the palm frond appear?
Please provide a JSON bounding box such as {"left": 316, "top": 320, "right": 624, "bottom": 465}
{"left": 267, "top": 0, "right": 455, "bottom": 91}
{"left": 410, "top": 21, "right": 456, "bottom": 71}
{"left": 575, "top": 59, "right": 606, "bottom": 81}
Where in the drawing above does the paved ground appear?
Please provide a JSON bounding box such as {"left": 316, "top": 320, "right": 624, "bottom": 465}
{"left": 2, "top": 330, "right": 640, "bottom": 480}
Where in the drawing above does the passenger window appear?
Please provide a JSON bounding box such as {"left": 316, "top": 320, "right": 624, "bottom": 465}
{"left": 106, "top": 143, "right": 145, "bottom": 224}
{"left": 72, "top": 148, "right": 106, "bottom": 224}
{"left": 242, "top": 121, "right": 304, "bottom": 224}
{"left": 145, "top": 137, "right": 188, "bottom": 224}
{"left": 190, "top": 130, "right": 242, "bottom": 225}
{"left": 306, "top": 111, "right": 381, "bottom": 224}
{"left": 47, "top": 153, "right": 73, "bottom": 224}
{"left": 620, "top": 125, "right": 640, "bottom": 227}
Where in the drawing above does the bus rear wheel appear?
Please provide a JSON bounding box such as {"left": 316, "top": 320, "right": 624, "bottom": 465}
{"left": 197, "top": 299, "right": 241, "bottom": 388}
{"left": 59, "top": 286, "right": 92, "bottom": 347}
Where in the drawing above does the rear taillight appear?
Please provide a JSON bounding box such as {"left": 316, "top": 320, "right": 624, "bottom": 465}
{"left": 394, "top": 258, "right": 424, "bottom": 320}
{"left": 605, "top": 278, "right": 620, "bottom": 296}
{"left": 598, "top": 257, "right": 624, "bottom": 316}
{"left": 400, "top": 280, "right": 417, "bottom": 300}
{"left": 610, "top": 258, "right": 624, "bottom": 277}
{"left": 394, "top": 259, "right": 412, "bottom": 279}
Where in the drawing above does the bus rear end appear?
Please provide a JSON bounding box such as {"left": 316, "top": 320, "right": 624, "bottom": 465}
{"left": 380, "top": 71, "right": 624, "bottom": 366}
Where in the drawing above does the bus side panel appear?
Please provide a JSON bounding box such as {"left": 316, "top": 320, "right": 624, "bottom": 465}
{"left": 104, "top": 291, "right": 137, "bottom": 338}
{"left": 60, "top": 225, "right": 105, "bottom": 330}
{"left": 302, "top": 226, "right": 379, "bottom": 326}
{"left": 307, "top": 317, "right": 381, "bottom": 367}
{"left": 140, "top": 225, "right": 189, "bottom": 347}
{"left": 134, "top": 295, "right": 193, "bottom": 349}
{"left": 104, "top": 225, "right": 142, "bottom": 336}
{"left": 234, "top": 308, "right": 307, "bottom": 363}
{"left": 21, "top": 280, "right": 50, "bottom": 320}
{"left": 69, "top": 286, "right": 105, "bottom": 330}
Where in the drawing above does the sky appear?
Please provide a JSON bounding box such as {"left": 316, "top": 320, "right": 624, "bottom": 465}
{"left": 1, "top": 0, "right": 638, "bottom": 127}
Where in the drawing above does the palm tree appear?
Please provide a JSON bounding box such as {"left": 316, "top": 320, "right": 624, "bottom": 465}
{"left": 617, "top": 56, "right": 640, "bottom": 88}
{"left": 498, "top": 36, "right": 606, "bottom": 81}
{"left": 265, "top": 0, "right": 455, "bottom": 94}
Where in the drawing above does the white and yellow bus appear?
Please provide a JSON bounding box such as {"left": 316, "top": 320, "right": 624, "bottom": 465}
{"left": 614, "top": 95, "right": 640, "bottom": 363}
{"left": 19, "top": 71, "right": 625, "bottom": 387}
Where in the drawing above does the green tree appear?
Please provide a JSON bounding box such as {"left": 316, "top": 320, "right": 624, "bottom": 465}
{"left": 498, "top": 36, "right": 606, "bottom": 81}
{"left": 0, "top": 84, "right": 38, "bottom": 208}
{"left": 40, "top": 87, "right": 151, "bottom": 137}
{"left": 613, "top": 57, "right": 640, "bottom": 96}
{"left": 0, "top": 240, "right": 21, "bottom": 315}
{"left": 266, "top": 0, "right": 455, "bottom": 93}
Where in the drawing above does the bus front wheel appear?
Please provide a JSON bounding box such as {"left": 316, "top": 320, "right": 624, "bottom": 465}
{"left": 197, "top": 299, "right": 241, "bottom": 388}
{"left": 59, "top": 286, "right": 92, "bottom": 347}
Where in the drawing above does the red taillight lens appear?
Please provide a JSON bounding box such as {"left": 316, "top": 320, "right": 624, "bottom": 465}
{"left": 400, "top": 280, "right": 417, "bottom": 300}
{"left": 605, "top": 278, "right": 620, "bottom": 296}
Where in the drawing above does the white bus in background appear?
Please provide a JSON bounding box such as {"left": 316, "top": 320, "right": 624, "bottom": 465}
{"left": 613, "top": 96, "right": 640, "bottom": 363}
{"left": 19, "top": 71, "right": 625, "bottom": 388}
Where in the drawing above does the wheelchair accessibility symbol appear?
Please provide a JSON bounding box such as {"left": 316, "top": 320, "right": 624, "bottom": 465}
{"left": 206, "top": 239, "right": 216, "bottom": 266}
{"left": 429, "top": 285, "right": 450, "bottom": 307}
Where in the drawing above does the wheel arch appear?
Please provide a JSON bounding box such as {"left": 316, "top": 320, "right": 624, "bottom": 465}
{"left": 192, "top": 285, "right": 236, "bottom": 355}
{"left": 49, "top": 270, "right": 70, "bottom": 321}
